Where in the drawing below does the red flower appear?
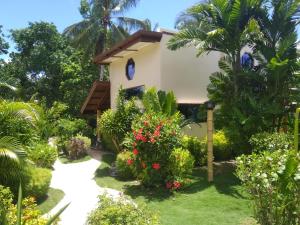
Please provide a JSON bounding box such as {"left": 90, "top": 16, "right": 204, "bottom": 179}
{"left": 143, "top": 121, "right": 149, "bottom": 126}
{"left": 166, "top": 182, "right": 172, "bottom": 189}
{"left": 173, "top": 181, "right": 181, "bottom": 189}
{"left": 153, "top": 129, "right": 160, "bottom": 137}
{"left": 133, "top": 142, "right": 137, "bottom": 147}
{"left": 127, "top": 159, "right": 134, "bottom": 165}
{"left": 152, "top": 163, "right": 160, "bottom": 170}
{"left": 133, "top": 149, "right": 139, "bottom": 155}
{"left": 135, "top": 133, "right": 147, "bottom": 142}
{"left": 150, "top": 137, "right": 156, "bottom": 143}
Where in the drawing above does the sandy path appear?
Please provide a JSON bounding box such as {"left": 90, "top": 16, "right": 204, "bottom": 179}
{"left": 47, "top": 153, "right": 120, "bottom": 225}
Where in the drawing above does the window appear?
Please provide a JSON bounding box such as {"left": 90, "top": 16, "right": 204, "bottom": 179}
{"left": 126, "top": 58, "right": 135, "bottom": 80}
{"left": 124, "top": 85, "right": 144, "bottom": 100}
{"left": 178, "top": 104, "right": 207, "bottom": 123}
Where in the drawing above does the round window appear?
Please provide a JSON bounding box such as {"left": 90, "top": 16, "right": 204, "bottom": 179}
{"left": 126, "top": 58, "right": 135, "bottom": 80}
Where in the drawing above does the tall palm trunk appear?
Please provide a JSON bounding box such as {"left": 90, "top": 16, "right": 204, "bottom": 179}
{"left": 96, "top": 22, "right": 108, "bottom": 81}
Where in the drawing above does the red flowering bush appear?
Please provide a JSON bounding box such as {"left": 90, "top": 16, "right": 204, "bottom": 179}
{"left": 116, "top": 151, "right": 136, "bottom": 180}
{"left": 123, "top": 112, "right": 182, "bottom": 187}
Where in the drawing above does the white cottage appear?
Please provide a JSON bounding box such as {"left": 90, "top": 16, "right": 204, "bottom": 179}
{"left": 81, "top": 29, "right": 221, "bottom": 137}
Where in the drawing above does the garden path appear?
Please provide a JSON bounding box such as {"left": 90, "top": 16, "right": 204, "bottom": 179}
{"left": 47, "top": 150, "right": 120, "bottom": 225}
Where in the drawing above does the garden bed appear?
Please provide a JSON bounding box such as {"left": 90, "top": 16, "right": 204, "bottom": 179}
{"left": 94, "top": 153, "right": 254, "bottom": 225}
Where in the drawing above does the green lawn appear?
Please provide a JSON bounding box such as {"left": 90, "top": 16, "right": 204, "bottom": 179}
{"left": 94, "top": 154, "right": 254, "bottom": 225}
{"left": 59, "top": 155, "right": 92, "bottom": 164}
{"left": 37, "top": 188, "right": 65, "bottom": 214}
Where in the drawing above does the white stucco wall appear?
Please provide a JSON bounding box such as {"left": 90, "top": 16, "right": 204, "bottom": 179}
{"left": 109, "top": 43, "right": 161, "bottom": 109}
{"left": 160, "top": 34, "right": 221, "bottom": 104}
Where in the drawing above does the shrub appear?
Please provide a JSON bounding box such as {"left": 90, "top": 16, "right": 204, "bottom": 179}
{"left": 87, "top": 194, "right": 160, "bottom": 225}
{"left": 213, "top": 130, "right": 232, "bottom": 160}
{"left": 28, "top": 143, "right": 58, "bottom": 168}
{"left": 0, "top": 101, "right": 39, "bottom": 146}
{"left": 0, "top": 185, "right": 14, "bottom": 224}
{"left": 123, "top": 112, "right": 182, "bottom": 187}
{"left": 55, "top": 118, "right": 92, "bottom": 153}
{"left": 65, "top": 135, "right": 90, "bottom": 160}
{"left": 169, "top": 148, "right": 194, "bottom": 177}
{"left": 116, "top": 151, "right": 136, "bottom": 180}
{"left": 181, "top": 135, "right": 207, "bottom": 166}
{"left": 98, "top": 90, "right": 141, "bottom": 152}
{"left": 101, "top": 132, "right": 117, "bottom": 152}
{"left": 0, "top": 185, "right": 47, "bottom": 225}
{"left": 236, "top": 149, "right": 300, "bottom": 225}
{"left": 24, "top": 167, "right": 52, "bottom": 200}
{"left": 249, "top": 132, "right": 293, "bottom": 153}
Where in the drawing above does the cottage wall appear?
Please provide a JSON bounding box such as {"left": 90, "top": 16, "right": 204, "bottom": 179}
{"left": 109, "top": 43, "right": 161, "bottom": 109}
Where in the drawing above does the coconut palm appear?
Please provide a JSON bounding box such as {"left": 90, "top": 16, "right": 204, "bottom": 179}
{"left": 63, "top": 0, "right": 143, "bottom": 58}
{"left": 168, "top": 0, "right": 266, "bottom": 98}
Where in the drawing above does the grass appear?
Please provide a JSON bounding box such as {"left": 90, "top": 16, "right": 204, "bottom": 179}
{"left": 94, "top": 153, "right": 254, "bottom": 225}
{"left": 59, "top": 154, "right": 92, "bottom": 164}
{"left": 37, "top": 188, "right": 65, "bottom": 214}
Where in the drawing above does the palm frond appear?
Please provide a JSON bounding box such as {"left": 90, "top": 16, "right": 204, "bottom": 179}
{"left": 116, "top": 17, "right": 147, "bottom": 33}
{"left": 118, "top": 0, "right": 140, "bottom": 12}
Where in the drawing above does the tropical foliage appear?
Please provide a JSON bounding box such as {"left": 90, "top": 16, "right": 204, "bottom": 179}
{"left": 87, "top": 193, "right": 160, "bottom": 225}
{"left": 98, "top": 90, "right": 141, "bottom": 152}
{"left": 169, "top": 0, "right": 300, "bottom": 151}
{"left": 123, "top": 112, "right": 184, "bottom": 187}
{"left": 2, "top": 22, "right": 98, "bottom": 114}
{"left": 236, "top": 149, "right": 300, "bottom": 225}
{"left": 0, "top": 25, "right": 9, "bottom": 55}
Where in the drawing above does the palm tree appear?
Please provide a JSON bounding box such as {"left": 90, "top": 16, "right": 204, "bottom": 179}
{"left": 0, "top": 136, "right": 26, "bottom": 183}
{"left": 0, "top": 100, "right": 39, "bottom": 184}
{"left": 168, "top": 0, "right": 266, "bottom": 99}
{"left": 64, "top": 0, "right": 146, "bottom": 80}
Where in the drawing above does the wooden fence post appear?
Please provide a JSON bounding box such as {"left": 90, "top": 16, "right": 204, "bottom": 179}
{"left": 206, "top": 101, "right": 215, "bottom": 182}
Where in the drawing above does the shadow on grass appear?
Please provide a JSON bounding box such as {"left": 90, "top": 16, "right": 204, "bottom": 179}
{"left": 95, "top": 153, "right": 247, "bottom": 201}
{"left": 182, "top": 167, "right": 247, "bottom": 199}
{"left": 94, "top": 153, "right": 116, "bottom": 177}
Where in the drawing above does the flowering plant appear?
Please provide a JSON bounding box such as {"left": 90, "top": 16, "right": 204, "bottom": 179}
{"left": 236, "top": 149, "right": 300, "bottom": 225}
{"left": 123, "top": 112, "right": 182, "bottom": 186}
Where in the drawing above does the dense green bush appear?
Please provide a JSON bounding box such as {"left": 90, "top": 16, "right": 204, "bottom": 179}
{"left": 24, "top": 167, "right": 52, "bottom": 200}
{"left": 55, "top": 118, "right": 92, "bottom": 152}
{"left": 169, "top": 148, "right": 194, "bottom": 177}
{"left": 0, "top": 185, "right": 14, "bottom": 224}
{"left": 87, "top": 194, "right": 160, "bottom": 225}
{"left": 116, "top": 151, "right": 136, "bottom": 180}
{"left": 212, "top": 130, "right": 232, "bottom": 160}
{"left": 236, "top": 149, "right": 300, "bottom": 225}
{"left": 123, "top": 112, "right": 182, "bottom": 187}
{"left": 0, "top": 185, "right": 47, "bottom": 225}
{"left": 181, "top": 135, "right": 206, "bottom": 166}
{"left": 101, "top": 132, "right": 117, "bottom": 152}
{"left": 65, "top": 135, "right": 90, "bottom": 160}
{"left": 249, "top": 132, "right": 293, "bottom": 153}
{"left": 98, "top": 91, "right": 140, "bottom": 152}
{"left": 0, "top": 101, "right": 39, "bottom": 146}
{"left": 28, "top": 143, "right": 58, "bottom": 168}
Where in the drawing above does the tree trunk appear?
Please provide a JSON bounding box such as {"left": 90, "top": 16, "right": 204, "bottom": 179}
{"left": 232, "top": 51, "right": 241, "bottom": 100}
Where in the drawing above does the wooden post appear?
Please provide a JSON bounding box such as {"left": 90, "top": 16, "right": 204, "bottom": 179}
{"left": 207, "top": 109, "right": 214, "bottom": 182}
{"left": 206, "top": 101, "right": 215, "bottom": 182}
{"left": 96, "top": 109, "right": 101, "bottom": 143}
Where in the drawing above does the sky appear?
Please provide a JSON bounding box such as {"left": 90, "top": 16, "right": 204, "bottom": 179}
{"left": 0, "top": 0, "right": 199, "bottom": 59}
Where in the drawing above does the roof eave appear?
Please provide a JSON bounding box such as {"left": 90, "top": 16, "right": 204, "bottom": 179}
{"left": 93, "top": 30, "right": 163, "bottom": 65}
